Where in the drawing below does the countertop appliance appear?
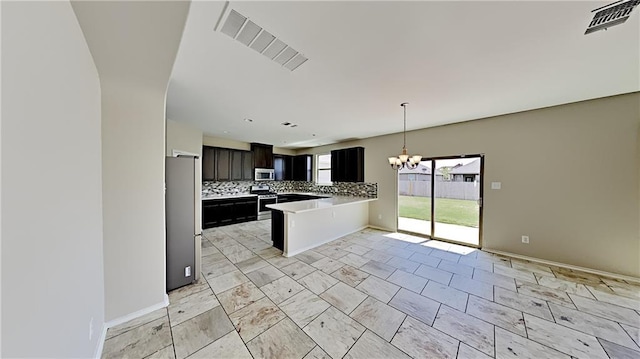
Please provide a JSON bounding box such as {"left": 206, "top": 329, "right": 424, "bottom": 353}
{"left": 166, "top": 156, "right": 201, "bottom": 291}
{"left": 250, "top": 184, "right": 277, "bottom": 220}
{"left": 254, "top": 168, "right": 275, "bottom": 181}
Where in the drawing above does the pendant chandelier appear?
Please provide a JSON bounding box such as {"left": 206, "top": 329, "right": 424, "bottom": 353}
{"left": 389, "top": 102, "right": 422, "bottom": 170}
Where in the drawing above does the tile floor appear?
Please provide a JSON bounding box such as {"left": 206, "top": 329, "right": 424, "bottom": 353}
{"left": 102, "top": 220, "right": 640, "bottom": 359}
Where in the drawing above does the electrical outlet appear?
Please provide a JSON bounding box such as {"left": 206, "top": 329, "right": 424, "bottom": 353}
{"left": 291, "top": 220, "right": 295, "bottom": 228}
{"left": 332, "top": 211, "right": 336, "bottom": 218}
{"left": 378, "top": 214, "right": 382, "bottom": 220}
{"left": 185, "top": 266, "right": 191, "bottom": 277}
{"left": 521, "top": 235, "right": 529, "bottom": 244}
{"left": 89, "top": 317, "right": 94, "bottom": 340}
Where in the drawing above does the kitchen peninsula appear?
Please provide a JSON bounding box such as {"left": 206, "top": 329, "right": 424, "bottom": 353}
{"left": 267, "top": 196, "right": 377, "bottom": 257}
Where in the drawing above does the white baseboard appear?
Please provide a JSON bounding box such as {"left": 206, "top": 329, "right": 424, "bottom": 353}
{"left": 97, "top": 294, "right": 170, "bottom": 358}
{"left": 94, "top": 323, "right": 108, "bottom": 359}
{"left": 484, "top": 248, "right": 640, "bottom": 284}
{"left": 366, "top": 225, "right": 394, "bottom": 232}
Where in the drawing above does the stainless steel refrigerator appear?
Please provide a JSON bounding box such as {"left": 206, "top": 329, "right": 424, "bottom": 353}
{"left": 166, "top": 155, "right": 201, "bottom": 291}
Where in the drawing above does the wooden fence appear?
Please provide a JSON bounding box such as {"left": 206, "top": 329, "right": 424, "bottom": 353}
{"left": 399, "top": 180, "right": 480, "bottom": 200}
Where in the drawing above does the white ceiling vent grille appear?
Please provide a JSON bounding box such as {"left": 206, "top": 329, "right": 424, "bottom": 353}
{"left": 585, "top": 0, "right": 639, "bottom": 34}
{"left": 218, "top": 9, "right": 309, "bottom": 71}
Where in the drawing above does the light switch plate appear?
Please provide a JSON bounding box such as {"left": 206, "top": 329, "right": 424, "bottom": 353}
{"left": 491, "top": 182, "right": 502, "bottom": 190}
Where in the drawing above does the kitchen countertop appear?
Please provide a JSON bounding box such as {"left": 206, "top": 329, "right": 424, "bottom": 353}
{"left": 267, "top": 195, "right": 376, "bottom": 213}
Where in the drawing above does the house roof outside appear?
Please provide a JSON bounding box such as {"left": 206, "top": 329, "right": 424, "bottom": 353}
{"left": 448, "top": 159, "right": 481, "bottom": 175}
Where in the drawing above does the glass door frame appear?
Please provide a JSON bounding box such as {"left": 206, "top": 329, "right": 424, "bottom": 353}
{"left": 397, "top": 154, "right": 484, "bottom": 249}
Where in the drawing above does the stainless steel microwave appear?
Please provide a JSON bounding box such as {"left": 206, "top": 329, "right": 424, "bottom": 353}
{"left": 254, "top": 168, "right": 275, "bottom": 181}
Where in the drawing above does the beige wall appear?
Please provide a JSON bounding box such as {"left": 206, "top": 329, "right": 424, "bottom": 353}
{"left": 304, "top": 94, "right": 640, "bottom": 277}
{"left": 72, "top": 1, "right": 190, "bottom": 321}
{"left": 167, "top": 118, "right": 203, "bottom": 156}
{"left": 1, "top": 1, "right": 105, "bottom": 356}
{"left": 203, "top": 135, "right": 297, "bottom": 155}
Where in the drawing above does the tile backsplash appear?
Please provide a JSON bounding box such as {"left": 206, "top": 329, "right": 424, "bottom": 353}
{"left": 202, "top": 181, "right": 377, "bottom": 198}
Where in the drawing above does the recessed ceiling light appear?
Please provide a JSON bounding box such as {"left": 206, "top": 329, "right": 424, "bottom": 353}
{"left": 244, "top": 118, "right": 253, "bottom": 122}
{"left": 223, "top": 131, "right": 229, "bottom": 134}
{"left": 312, "top": 134, "right": 316, "bottom": 137}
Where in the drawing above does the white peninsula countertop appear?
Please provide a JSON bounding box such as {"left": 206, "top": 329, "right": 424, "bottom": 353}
{"left": 267, "top": 194, "right": 377, "bottom": 257}
{"left": 266, "top": 195, "right": 376, "bottom": 213}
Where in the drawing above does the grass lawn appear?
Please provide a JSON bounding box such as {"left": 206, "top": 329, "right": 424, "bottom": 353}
{"left": 399, "top": 195, "right": 479, "bottom": 228}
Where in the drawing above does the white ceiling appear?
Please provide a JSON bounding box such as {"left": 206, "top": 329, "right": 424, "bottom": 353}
{"left": 167, "top": 1, "right": 640, "bottom": 149}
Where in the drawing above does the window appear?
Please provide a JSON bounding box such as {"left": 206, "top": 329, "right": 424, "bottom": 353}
{"left": 316, "top": 153, "right": 332, "bottom": 185}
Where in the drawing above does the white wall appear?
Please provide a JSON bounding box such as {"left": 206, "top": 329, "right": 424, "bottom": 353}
{"left": 71, "top": 1, "right": 191, "bottom": 321}
{"left": 1, "top": 1, "right": 105, "bottom": 357}
{"left": 167, "top": 118, "right": 203, "bottom": 157}
{"left": 302, "top": 94, "right": 640, "bottom": 277}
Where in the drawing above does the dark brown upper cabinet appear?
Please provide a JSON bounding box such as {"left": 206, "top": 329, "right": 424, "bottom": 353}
{"left": 292, "top": 155, "right": 313, "bottom": 181}
{"left": 202, "top": 146, "right": 253, "bottom": 181}
{"left": 251, "top": 143, "right": 273, "bottom": 169}
{"left": 273, "top": 155, "right": 293, "bottom": 181}
{"left": 331, "top": 147, "right": 364, "bottom": 183}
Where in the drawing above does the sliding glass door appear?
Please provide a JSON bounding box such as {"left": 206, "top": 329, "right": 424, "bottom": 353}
{"left": 398, "top": 155, "right": 483, "bottom": 247}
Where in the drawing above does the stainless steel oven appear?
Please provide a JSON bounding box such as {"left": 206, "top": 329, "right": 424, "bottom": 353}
{"left": 250, "top": 184, "right": 277, "bottom": 220}
{"left": 257, "top": 194, "right": 277, "bottom": 220}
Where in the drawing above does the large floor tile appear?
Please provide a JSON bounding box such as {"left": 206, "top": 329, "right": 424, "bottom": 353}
{"left": 524, "top": 313, "right": 608, "bottom": 359}
{"left": 106, "top": 308, "right": 167, "bottom": 340}
{"left": 168, "top": 289, "right": 219, "bottom": 327}
{"left": 246, "top": 265, "right": 286, "bottom": 287}
{"left": 303, "top": 307, "right": 365, "bottom": 359}
{"left": 494, "top": 286, "right": 554, "bottom": 321}
{"left": 294, "top": 250, "right": 326, "bottom": 265}
{"left": 208, "top": 270, "right": 249, "bottom": 294}
{"left": 345, "top": 330, "right": 411, "bottom": 359}
{"left": 303, "top": 346, "right": 331, "bottom": 359}
{"left": 355, "top": 275, "right": 400, "bottom": 303}
{"left": 472, "top": 269, "right": 517, "bottom": 291}
{"left": 437, "top": 260, "right": 474, "bottom": 277}
{"left": 432, "top": 305, "right": 494, "bottom": 357}
{"left": 414, "top": 264, "right": 453, "bottom": 285}
{"left": 515, "top": 280, "right": 574, "bottom": 306}
{"left": 509, "top": 259, "right": 554, "bottom": 276}
{"left": 320, "top": 282, "right": 368, "bottom": 314}
{"left": 429, "top": 249, "right": 461, "bottom": 263}
{"left": 389, "top": 288, "right": 440, "bottom": 326}
{"left": 598, "top": 338, "right": 640, "bottom": 359}
{"left": 102, "top": 317, "right": 172, "bottom": 359}
{"left": 297, "top": 270, "right": 339, "bottom": 295}
{"left": 621, "top": 324, "right": 640, "bottom": 347}
{"left": 363, "top": 249, "right": 395, "bottom": 262}
{"left": 167, "top": 278, "right": 211, "bottom": 303}
{"left": 535, "top": 274, "right": 595, "bottom": 298}
{"left": 350, "top": 297, "right": 406, "bottom": 341}
{"left": 281, "top": 261, "right": 317, "bottom": 279}
{"left": 409, "top": 252, "right": 441, "bottom": 267}
{"left": 310, "top": 257, "right": 345, "bottom": 274}
{"left": 387, "top": 270, "right": 428, "bottom": 293}
{"left": 386, "top": 256, "right": 420, "bottom": 273}
{"left": 145, "top": 345, "right": 175, "bottom": 359}
{"left": 279, "top": 289, "right": 331, "bottom": 327}
{"left": 246, "top": 318, "right": 316, "bottom": 359}
{"left": 548, "top": 302, "right": 640, "bottom": 350}
{"left": 456, "top": 343, "right": 492, "bottom": 359}
{"left": 172, "top": 307, "right": 234, "bottom": 359}
{"left": 391, "top": 316, "right": 459, "bottom": 359}
{"left": 217, "top": 282, "right": 265, "bottom": 314}
{"left": 260, "top": 275, "right": 305, "bottom": 304}
{"left": 587, "top": 286, "right": 640, "bottom": 311}
{"left": 359, "top": 260, "right": 396, "bottom": 279}
{"left": 188, "top": 330, "right": 252, "bottom": 359}
{"left": 492, "top": 264, "right": 537, "bottom": 282}
{"left": 331, "top": 265, "right": 369, "bottom": 287}
{"left": 569, "top": 294, "right": 640, "bottom": 327}
{"left": 466, "top": 295, "right": 526, "bottom": 336}
{"left": 495, "top": 326, "right": 570, "bottom": 359}
{"left": 449, "top": 274, "right": 493, "bottom": 300}
{"left": 228, "top": 297, "right": 286, "bottom": 342}
{"left": 236, "top": 256, "right": 270, "bottom": 274}
{"left": 338, "top": 253, "right": 371, "bottom": 268}
{"left": 420, "top": 280, "right": 468, "bottom": 311}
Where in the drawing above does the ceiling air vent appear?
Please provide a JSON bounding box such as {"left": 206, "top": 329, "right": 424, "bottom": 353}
{"left": 217, "top": 8, "right": 309, "bottom": 71}
{"left": 585, "top": 0, "right": 639, "bottom": 34}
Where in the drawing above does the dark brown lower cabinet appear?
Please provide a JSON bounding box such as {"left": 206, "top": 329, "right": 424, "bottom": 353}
{"left": 271, "top": 210, "right": 284, "bottom": 250}
{"left": 202, "top": 197, "right": 258, "bottom": 229}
